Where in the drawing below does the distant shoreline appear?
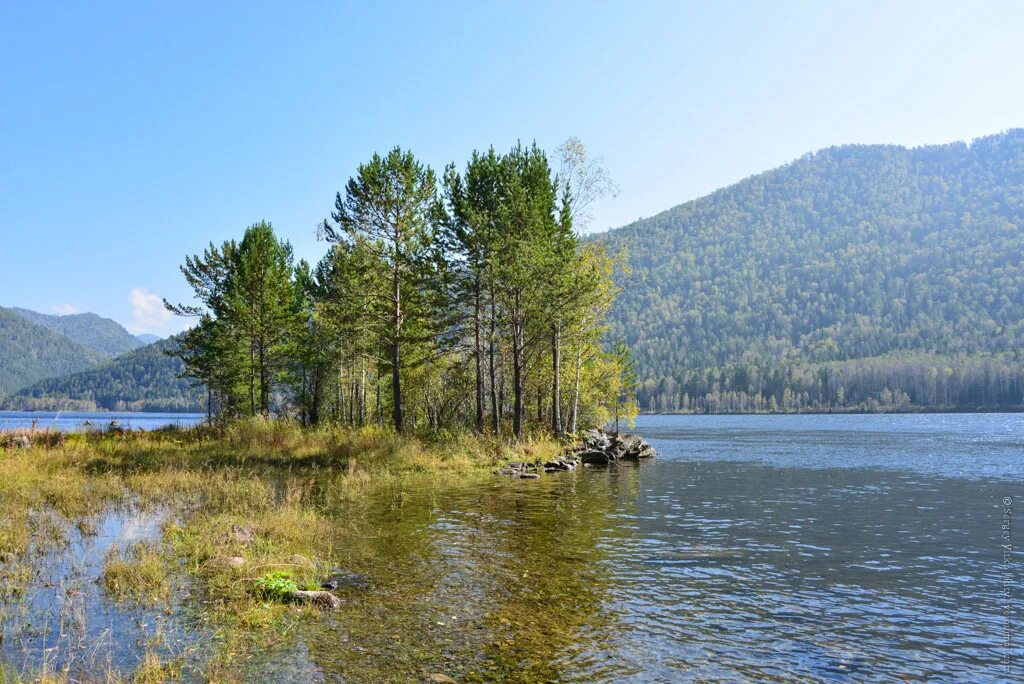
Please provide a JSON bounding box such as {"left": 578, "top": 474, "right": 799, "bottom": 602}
{"left": 640, "top": 407, "right": 1024, "bottom": 416}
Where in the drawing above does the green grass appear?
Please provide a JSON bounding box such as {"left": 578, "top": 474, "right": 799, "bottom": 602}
{"left": 102, "top": 540, "right": 171, "bottom": 603}
{"left": 0, "top": 419, "right": 568, "bottom": 681}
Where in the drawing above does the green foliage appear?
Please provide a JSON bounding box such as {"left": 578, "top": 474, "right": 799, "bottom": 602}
{"left": 9, "top": 307, "right": 143, "bottom": 356}
{"left": 320, "top": 147, "right": 448, "bottom": 432}
{"left": 597, "top": 130, "right": 1024, "bottom": 412}
{"left": 5, "top": 337, "right": 204, "bottom": 411}
{"left": 0, "top": 307, "right": 106, "bottom": 394}
{"left": 253, "top": 571, "right": 299, "bottom": 602}
{"left": 169, "top": 140, "right": 628, "bottom": 437}
{"left": 168, "top": 222, "right": 300, "bottom": 417}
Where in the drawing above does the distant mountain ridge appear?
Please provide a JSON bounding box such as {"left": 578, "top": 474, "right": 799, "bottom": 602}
{"left": 597, "top": 129, "right": 1024, "bottom": 412}
{"left": 0, "top": 307, "right": 107, "bottom": 395}
{"left": 9, "top": 307, "right": 143, "bottom": 357}
{"left": 0, "top": 306, "right": 197, "bottom": 411}
{"left": 6, "top": 337, "right": 204, "bottom": 413}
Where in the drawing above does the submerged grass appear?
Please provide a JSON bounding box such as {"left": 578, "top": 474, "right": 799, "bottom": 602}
{"left": 0, "top": 419, "right": 564, "bottom": 681}
{"left": 102, "top": 540, "right": 171, "bottom": 604}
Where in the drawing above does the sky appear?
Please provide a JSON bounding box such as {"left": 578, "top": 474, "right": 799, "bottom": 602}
{"left": 1, "top": 1, "right": 1021, "bottom": 336}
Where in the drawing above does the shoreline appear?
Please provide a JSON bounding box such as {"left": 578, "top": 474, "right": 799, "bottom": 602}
{"left": 0, "top": 421, "right": 572, "bottom": 680}
{"left": 640, "top": 406, "right": 1024, "bottom": 416}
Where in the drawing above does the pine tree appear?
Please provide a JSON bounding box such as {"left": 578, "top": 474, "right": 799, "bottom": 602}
{"left": 321, "top": 147, "right": 443, "bottom": 433}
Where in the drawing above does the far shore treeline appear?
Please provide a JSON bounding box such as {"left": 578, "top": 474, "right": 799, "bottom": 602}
{"left": 167, "top": 140, "right": 636, "bottom": 439}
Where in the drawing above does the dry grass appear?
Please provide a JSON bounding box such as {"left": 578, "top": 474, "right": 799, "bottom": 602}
{"left": 102, "top": 541, "right": 170, "bottom": 603}
{"left": 0, "top": 419, "right": 566, "bottom": 681}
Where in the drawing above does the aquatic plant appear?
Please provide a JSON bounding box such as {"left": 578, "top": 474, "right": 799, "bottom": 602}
{"left": 253, "top": 571, "right": 300, "bottom": 601}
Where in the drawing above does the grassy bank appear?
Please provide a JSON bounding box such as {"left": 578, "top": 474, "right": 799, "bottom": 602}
{"left": 0, "top": 421, "right": 564, "bottom": 682}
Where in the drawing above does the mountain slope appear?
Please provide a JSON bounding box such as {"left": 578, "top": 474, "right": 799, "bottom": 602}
{"left": 6, "top": 338, "right": 204, "bottom": 412}
{"left": 597, "top": 130, "right": 1024, "bottom": 412}
{"left": 0, "top": 308, "right": 107, "bottom": 395}
{"left": 10, "top": 307, "right": 143, "bottom": 357}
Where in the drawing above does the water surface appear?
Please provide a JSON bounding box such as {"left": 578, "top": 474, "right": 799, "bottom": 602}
{"left": 0, "top": 410, "right": 204, "bottom": 432}
{"left": 266, "top": 413, "right": 1023, "bottom": 682}
{"left": 3, "top": 413, "right": 1021, "bottom": 682}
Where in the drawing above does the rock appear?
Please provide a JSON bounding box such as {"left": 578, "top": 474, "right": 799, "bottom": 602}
{"left": 14, "top": 434, "right": 31, "bottom": 450}
{"left": 543, "top": 459, "right": 576, "bottom": 471}
{"left": 427, "top": 675, "right": 458, "bottom": 684}
{"left": 569, "top": 431, "right": 656, "bottom": 465}
{"left": 292, "top": 590, "right": 342, "bottom": 610}
{"left": 637, "top": 444, "right": 656, "bottom": 459}
{"left": 289, "top": 554, "right": 315, "bottom": 568}
{"left": 580, "top": 449, "right": 610, "bottom": 465}
{"left": 519, "top": 473, "right": 540, "bottom": 480}
{"left": 321, "top": 569, "right": 369, "bottom": 591}
{"left": 230, "top": 524, "right": 256, "bottom": 545}
{"left": 210, "top": 556, "right": 246, "bottom": 569}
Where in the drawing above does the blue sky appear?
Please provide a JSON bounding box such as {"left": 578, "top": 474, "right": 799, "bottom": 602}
{"left": 1, "top": 1, "right": 1021, "bottom": 336}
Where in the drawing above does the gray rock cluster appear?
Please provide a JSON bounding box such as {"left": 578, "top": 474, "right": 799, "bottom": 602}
{"left": 497, "top": 462, "right": 543, "bottom": 478}
{"left": 570, "top": 429, "right": 656, "bottom": 464}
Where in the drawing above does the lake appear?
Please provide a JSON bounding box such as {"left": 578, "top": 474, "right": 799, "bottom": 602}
{"left": 0, "top": 410, "right": 205, "bottom": 432}
{"left": 255, "top": 413, "right": 1024, "bottom": 681}
{"left": 2, "top": 413, "right": 1021, "bottom": 681}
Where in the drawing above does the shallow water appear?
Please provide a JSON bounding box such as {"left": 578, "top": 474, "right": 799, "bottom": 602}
{"left": 0, "top": 410, "right": 205, "bottom": 432}
{"left": 0, "top": 506, "right": 204, "bottom": 680}
{"left": 252, "top": 413, "right": 1024, "bottom": 682}
{"left": 3, "top": 413, "right": 1022, "bottom": 681}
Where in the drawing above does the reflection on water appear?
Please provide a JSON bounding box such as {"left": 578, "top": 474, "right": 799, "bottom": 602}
{"left": 2, "top": 414, "right": 1021, "bottom": 681}
{"left": 0, "top": 506, "right": 203, "bottom": 680}
{"left": 269, "top": 414, "right": 1023, "bottom": 682}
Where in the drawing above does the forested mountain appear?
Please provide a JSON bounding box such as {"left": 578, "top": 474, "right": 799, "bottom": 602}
{"left": 5, "top": 338, "right": 204, "bottom": 413}
{"left": 0, "top": 308, "right": 106, "bottom": 394}
{"left": 135, "top": 333, "right": 162, "bottom": 345}
{"left": 9, "top": 307, "right": 143, "bottom": 356}
{"left": 598, "top": 130, "right": 1024, "bottom": 412}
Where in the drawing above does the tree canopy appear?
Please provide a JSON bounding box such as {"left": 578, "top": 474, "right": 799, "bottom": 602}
{"left": 596, "top": 129, "right": 1024, "bottom": 412}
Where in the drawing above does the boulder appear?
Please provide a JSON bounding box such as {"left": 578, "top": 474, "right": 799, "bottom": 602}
{"left": 210, "top": 556, "right": 246, "bottom": 569}
{"left": 569, "top": 431, "right": 656, "bottom": 465}
{"left": 321, "top": 569, "right": 370, "bottom": 591}
{"left": 543, "top": 458, "right": 577, "bottom": 471}
{"left": 580, "top": 449, "right": 611, "bottom": 465}
{"left": 292, "top": 590, "right": 342, "bottom": 610}
{"left": 288, "top": 553, "right": 318, "bottom": 569}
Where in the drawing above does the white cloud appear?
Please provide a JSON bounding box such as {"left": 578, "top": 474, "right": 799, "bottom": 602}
{"left": 50, "top": 304, "right": 81, "bottom": 315}
{"left": 127, "top": 288, "right": 173, "bottom": 333}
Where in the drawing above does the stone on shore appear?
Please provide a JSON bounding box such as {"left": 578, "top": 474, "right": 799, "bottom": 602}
{"left": 292, "top": 589, "right": 342, "bottom": 610}
{"left": 570, "top": 428, "right": 656, "bottom": 464}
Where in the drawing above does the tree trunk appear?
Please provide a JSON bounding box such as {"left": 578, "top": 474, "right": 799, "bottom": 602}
{"left": 391, "top": 264, "right": 404, "bottom": 432}
{"left": 358, "top": 361, "right": 366, "bottom": 427}
{"left": 488, "top": 291, "right": 500, "bottom": 434}
{"left": 249, "top": 342, "right": 256, "bottom": 417}
{"left": 551, "top": 324, "right": 562, "bottom": 437}
{"left": 259, "top": 339, "right": 269, "bottom": 417}
{"left": 474, "top": 281, "right": 485, "bottom": 433}
{"left": 569, "top": 332, "right": 583, "bottom": 434}
{"left": 512, "top": 297, "right": 524, "bottom": 441}
{"left": 376, "top": 378, "right": 383, "bottom": 427}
